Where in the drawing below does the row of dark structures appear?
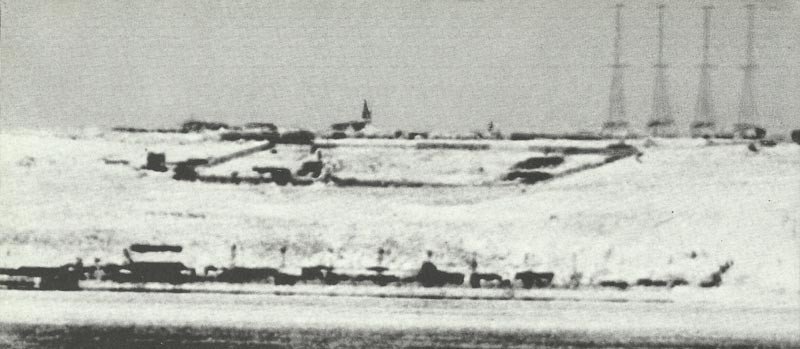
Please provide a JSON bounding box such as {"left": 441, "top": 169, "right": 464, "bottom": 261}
{"left": 155, "top": 129, "right": 799, "bottom": 190}
{"left": 134, "top": 115, "right": 796, "bottom": 187}
{"left": 115, "top": 119, "right": 783, "bottom": 142}
{"left": 0, "top": 244, "right": 733, "bottom": 292}
{"left": 143, "top": 130, "right": 641, "bottom": 187}
{"left": 114, "top": 95, "right": 800, "bottom": 142}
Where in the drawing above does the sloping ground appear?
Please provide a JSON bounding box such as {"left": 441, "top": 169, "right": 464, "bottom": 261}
{"left": 444, "top": 141, "right": 800, "bottom": 293}
{"left": 0, "top": 130, "right": 797, "bottom": 301}
{"left": 199, "top": 140, "right": 607, "bottom": 186}
{"left": 323, "top": 146, "right": 604, "bottom": 185}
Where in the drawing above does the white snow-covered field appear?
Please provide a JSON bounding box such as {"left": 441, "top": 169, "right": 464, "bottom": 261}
{"left": 0, "top": 129, "right": 798, "bottom": 303}
{"left": 200, "top": 141, "right": 606, "bottom": 185}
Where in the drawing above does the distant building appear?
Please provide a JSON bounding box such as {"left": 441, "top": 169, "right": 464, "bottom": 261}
{"left": 181, "top": 120, "right": 229, "bottom": 133}
{"left": 243, "top": 122, "right": 278, "bottom": 132}
{"left": 330, "top": 100, "right": 373, "bottom": 136}
{"left": 331, "top": 121, "right": 366, "bottom": 133}
{"left": 733, "top": 123, "right": 766, "bottom": 140}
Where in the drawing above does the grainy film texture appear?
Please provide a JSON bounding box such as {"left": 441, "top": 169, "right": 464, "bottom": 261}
{"left": 1, "top": 0, "right": 798, "bottom": 348}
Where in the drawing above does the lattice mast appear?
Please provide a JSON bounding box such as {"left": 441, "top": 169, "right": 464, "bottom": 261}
{"left": 648, "top": 4, "right": 675, "bottom": 137}
{"left": 602, "top": 4, "right": 629, "bottom": 138}
{"left": 693, "top": 5, "right": 716, "bottom": 136}
{"left": 736, "top": 4, "right": 758, "bottom": 131}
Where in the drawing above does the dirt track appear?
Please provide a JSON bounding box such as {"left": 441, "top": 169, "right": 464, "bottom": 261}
{"left": 1, "top": 290, "right": 797, "bottom": 348}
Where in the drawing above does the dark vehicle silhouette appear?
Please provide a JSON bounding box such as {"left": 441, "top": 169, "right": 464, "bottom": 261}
{"left": 0, "top": 264, "right": 82, "bottom": 291}
{"left": 416, "top": 262, "right": 464, "bottom": 287}
{"left": 514, "top": 271, "right": 555, "bottom": 289}
{"left": 106, "top": 245, "right": 196, "bottom": 284}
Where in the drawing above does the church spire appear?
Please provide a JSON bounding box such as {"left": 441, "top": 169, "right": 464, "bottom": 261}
{"left": 362, "top": 100, "right": 372, "bottom": 124}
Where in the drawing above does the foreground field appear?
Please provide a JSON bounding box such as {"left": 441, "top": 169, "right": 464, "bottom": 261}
{"left": 1, "top": 290, "right": 798, "bottom": 348}
{"left": 0, "top": 130, "right": 798, "bottom": 299}
{"left": 8, "top": 324, "right": 790, "bottom": 349}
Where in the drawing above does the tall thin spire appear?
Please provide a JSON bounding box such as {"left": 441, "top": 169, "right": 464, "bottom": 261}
{"left": 648, "top": 4, "right": 675, "bottom": 137}
{"left": 693, "top": 5, "right": 716, "bottom": 137}
{"left": 362, "top": 99, "right": 372, "bottom": 124}
{"left": 736, "top": 4, "right": 758, "bottom": 132}
{"left": 602, "top": 4, "right": 629, "bottom": 138}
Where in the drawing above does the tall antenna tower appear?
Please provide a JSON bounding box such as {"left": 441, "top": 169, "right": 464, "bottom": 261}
{"left": 735, "top": 4, "right": 760, "bottom": 135}
{"left": 601, "top": 4, "right": 629, "bottom": 139}
{"left": 692, "top": 5, "right": 716, "bottom": 137}
{"left": 648, "top": 4, "right": 675, "bottom": 137}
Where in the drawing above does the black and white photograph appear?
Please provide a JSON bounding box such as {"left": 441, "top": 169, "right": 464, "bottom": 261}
{"left": 1, "top": 0, "right": 799, "bottom": 347}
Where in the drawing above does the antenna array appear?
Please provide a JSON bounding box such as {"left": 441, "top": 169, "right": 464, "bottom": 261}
{"left": 692, "top": 5, "right": 716, "bottom": 137}
{"left": 598, "top": 4, "right": 764, "bottom": 138}
{"left": 601, "top": 4, "right": 630, "bottom": 139}
{"left": 735, "top": 4, "right": 759, "bottom": 135}
{"left": 648, "top": 4, "right": 676, "bottom": 137}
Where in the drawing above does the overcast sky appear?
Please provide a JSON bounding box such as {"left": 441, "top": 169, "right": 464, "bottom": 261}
{"left": 1, "top": 0, "right": 798, "bottom": 134}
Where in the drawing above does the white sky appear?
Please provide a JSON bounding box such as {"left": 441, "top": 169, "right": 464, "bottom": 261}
{"left": 1, "top": 0, "right": 798, "bottom": 134}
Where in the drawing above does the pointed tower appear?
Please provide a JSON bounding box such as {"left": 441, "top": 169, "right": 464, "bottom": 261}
{"left": 361, "top": 100, "right": 372, "bottom": 125}
{"left": 601, "top": 4, "right": 629, "bottom": 139}
{"left": 692, "top": 5, "right": 716, "bottom": 137}
{"left": 647, "top": 4, "right": 676, "bottom": 137}
{"left": 735, "top": 4, "right": 760, "bottom": 136}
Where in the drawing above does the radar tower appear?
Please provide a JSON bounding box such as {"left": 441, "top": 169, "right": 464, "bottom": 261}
{"left": 692, "top": 5, "right": 716, "bottom": 137}
{"left": 601, "top": 4, "right": 630, "bottom": 139}
{"left": 648, "top": 4, "right": 676, "bottom": 137}
{"left": 734, "top": 4, "right": 760, "bottom": 136}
